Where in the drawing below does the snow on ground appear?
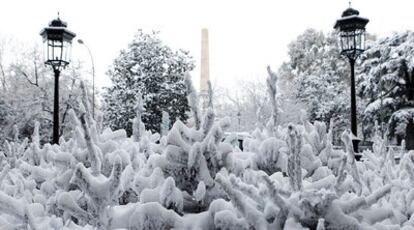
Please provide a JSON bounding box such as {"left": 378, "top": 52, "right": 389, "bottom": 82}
{"left": 0, "top": 92, "right": 414, "bottom": 230}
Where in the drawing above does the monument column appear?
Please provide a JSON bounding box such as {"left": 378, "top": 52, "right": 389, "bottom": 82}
{"left": 200, "top": 28, "right": 210, "bottom": 110}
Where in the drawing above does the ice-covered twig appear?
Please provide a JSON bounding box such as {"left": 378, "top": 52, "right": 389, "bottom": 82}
{"left": 160, "top": 177, "right": 184, "bottom": 214}
{"left": 132, "top": 92, "right": 145, "bottom": 142}
{"left": 287, "top": 124, "right": 302, "bottom": 191}
{"left": 187, "top": 142, "right": 202, "bottom": 169}
{"left": 207, "top": 80, "right": 214, "bottom": 108}
{"left": 4, "top": 138, "right": 28, "bottom": 166}
{"left": 161, "top": 111, "right": 170, "bottom": 137}
{"left": 262, "top": 175, "right": 289, "bottom": 212}
{"left": 204, "top": 120, "right": 227, "bottom": 146}
{"left": 0, "top": 191, "right": 26, "bottom": 219}
{"left": 229, "top": 175, "right": 264, "bottom": 208}
{"left": 57, "top": 192, "right": 95, "bottom": 225}
{"left": 341, "top": 130, "right": 362, "bottom": 195}
{"left": 341, "top": 184, "right": 392, "bottom": 214}
{"left": 31, "top": 121, "right": 40, "bottom": 147}
{"left": 194, "top": 181, "right": 206, "bottom": 203}
{"left": 266, "top": 66, "right": 278, "bottom": 135}
{"left": 262, "top": 175, "right": 303, "bottom": 229}
{"left": 25, "top": 205, "right": 41, "bottom": 230}
{"left": 80, "top": 81, "right": 94, "bottom": 126}
{"left": 0, "top": 164, "right": 10, "bottom": 185}
{"left": 335, "top": 155, "right": 347, "bottom": 193}
{"left": 80, "top": 112, "right": 102, "bottom": 176}
{"left": 201, "top": 139, "right": 219, "bottom": 176}
{"left": 169, "top": 119, "right": 202, "bottom": 143}
{"left": 184, "top": 73, "right": 201, "bottom": 130}
{"left": 262, "top": 176, "right": 292, "bottom": 230}
{"left": 365, "top": 184, "right": 392, "bottom": 206}
{"left": 95, "top": 111, "right": 104, "bottom": 134}
{"left": 29, "top": 121, "right": 41, "bottom": 166}
{"left": 130, "top": 202, "right": 183, "bottom": 230}
{"left": 202, "top": 108, "right": 215, "bottom": 138}
{"left": 216, "top": 174, "right": 268, "bottom": 230}
{"left": 341, "top": 197, "right": 366, "bottom": 214}
{"left": 167, "top": 124, "right": 192, "bottom": 153}
{"left": 70, "top": 156, "right": 123, "bottom": 210}
{"left": 108, "top": 156, "right": 123, "bottom": 202}
{"left": 357, "top": 208, "right": 394, "bottom": 225}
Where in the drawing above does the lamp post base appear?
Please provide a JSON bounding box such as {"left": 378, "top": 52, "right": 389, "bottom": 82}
{"left": 352, "top": 139, "right": 362, "bottom": 162}
{"left": 352, "top": 139, "right": 359, "bottom": 153}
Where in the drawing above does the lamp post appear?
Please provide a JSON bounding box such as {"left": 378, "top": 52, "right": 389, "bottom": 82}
{"left": 334, "top": 5, "right": 369, "bottom": 153}
{"left": 40, "top": 15, "right": 76, "bottom": 144}
{"left": 77, "top": 39, "right": 95, "bottom": 118}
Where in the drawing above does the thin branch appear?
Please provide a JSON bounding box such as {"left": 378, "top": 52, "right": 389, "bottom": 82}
{"left": 14, "top": 66, "right": 38, "bottom": 87}
{"left": 378, "top": 83, "right": 398, "bottom": 100}
{"left": 60, "top": 79, "right": 78, "bottom": 135}
{"left": 33, "top": 59, "right": 39, "bottom": 86}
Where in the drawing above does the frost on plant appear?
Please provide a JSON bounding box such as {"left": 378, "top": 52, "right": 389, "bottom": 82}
{"left": 266, "top": 66, "right": 278, "bottom": 135}
{"left": 0, "top": 75, "right": 412, "bottom": 230}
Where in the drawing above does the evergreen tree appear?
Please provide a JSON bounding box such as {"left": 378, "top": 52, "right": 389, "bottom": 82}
{"left": 278, "top": 29, "right": 354, "bottom": 142}
{"left": 357, "top": 31, "right": 414, "bottom": 141}
{"left": 102, "top": 30, "right": 194, "bottom": 135}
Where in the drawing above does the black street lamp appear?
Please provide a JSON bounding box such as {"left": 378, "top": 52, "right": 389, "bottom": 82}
{"left": 40, "top": 15, "right": 76, "bottom": 144}
{"left": 334, "top": 5, "right": 369, "bottom": 153}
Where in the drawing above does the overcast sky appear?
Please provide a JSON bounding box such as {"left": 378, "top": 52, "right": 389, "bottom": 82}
{"left": 1, "top": 0, "right": 413, "bottom": 91}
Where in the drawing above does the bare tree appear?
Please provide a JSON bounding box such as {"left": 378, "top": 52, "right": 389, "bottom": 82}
{"left": 213, "top": 78, "right": 271, "bottom": 132}
{"left": 0, "top": 38, "right": 87, "bottom": 146}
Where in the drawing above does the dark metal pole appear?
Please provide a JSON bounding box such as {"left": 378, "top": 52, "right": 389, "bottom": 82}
{"left": 53, "top": 68, "right": 60, "bottom": 144}
{"left": 349, "top": 58, "right": 359, "bottom": 152}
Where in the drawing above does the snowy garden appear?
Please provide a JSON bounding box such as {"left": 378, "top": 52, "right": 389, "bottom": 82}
{"left": 1, "top": 2, "right": 414, "bottom": 230}
{"left": 1, "top": 68, "right": 414, "bottom": 229}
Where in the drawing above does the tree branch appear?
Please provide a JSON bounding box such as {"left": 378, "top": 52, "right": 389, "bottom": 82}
{"left": 14, "top": 66, "right": 38, "bottom": 87}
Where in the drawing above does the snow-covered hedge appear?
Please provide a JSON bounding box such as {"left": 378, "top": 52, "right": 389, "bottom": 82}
{"left": 1, "top": 87, "right": 414, "bottom": 230}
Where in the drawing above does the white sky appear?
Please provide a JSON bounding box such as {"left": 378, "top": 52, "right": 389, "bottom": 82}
{"left": 0, "top": 0, "right": 413, "bottom": 92}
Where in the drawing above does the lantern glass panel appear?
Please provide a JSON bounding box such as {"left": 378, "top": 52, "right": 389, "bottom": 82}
{"left": 338, "top": 29, "right": 366, "bottom": 54}
{"left": 46, "top": 40, "right": 55, "bottom": 61}
{"left": 340, "top": 34, "right": 347, "bottom": 51}
{"left": 54, "top": 40, "right": 63, "bottom": 61}
{"left": 346, "top": 31, "right": 354, "bottom": 50}
{"left": 339, "top": 33, "right": 349, "bottom": 51}
{"left": 356, "top": 29, "right": 365, "bottom": 50}
{"left": 355, "top": 32, "right": 361, "bottom": 50}
{"left": 62, "top": 40, "right": 72, "bottom": 63}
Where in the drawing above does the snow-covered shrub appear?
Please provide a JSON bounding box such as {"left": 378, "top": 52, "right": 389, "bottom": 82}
{"left": 1, "top": 77, "right": 414, "bottom": 229}
{"left": 388, "top": 108, "right": 414, "bottom": 142}
{"left": 255, "top": 137, "right": 288, "bottom": 174}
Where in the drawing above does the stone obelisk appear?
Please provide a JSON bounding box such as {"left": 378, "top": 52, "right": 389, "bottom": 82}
{"left": 200, "top": 28, "right": 210, "bottom": 110}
